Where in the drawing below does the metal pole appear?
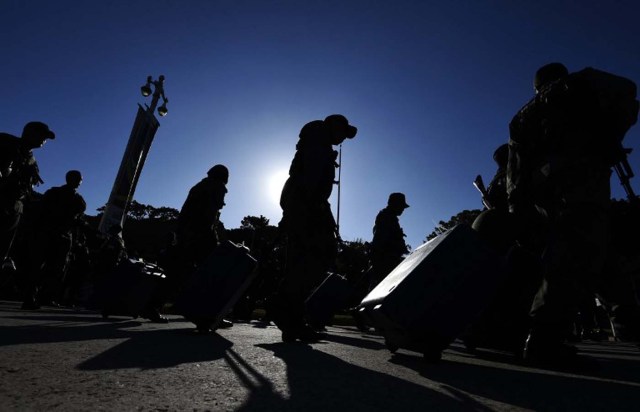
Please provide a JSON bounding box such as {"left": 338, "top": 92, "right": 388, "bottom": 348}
{"left": 336, "top": 144, "right": 342, "bottom": 236}
{"left": 147, "top": 75, "right": 165, "bottom": 115}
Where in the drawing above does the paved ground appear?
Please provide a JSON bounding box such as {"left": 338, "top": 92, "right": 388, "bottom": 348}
{"left": 1, "top": 300, "right": 639, "bottom": 411}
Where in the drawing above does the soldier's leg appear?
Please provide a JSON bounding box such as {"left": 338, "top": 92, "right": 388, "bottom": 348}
{"left": 40, "top": 233, "right": 73, "bottom": 305}
{"left": 271, "top": 227, "right": 335, "bottom": 340}
{"left": 0, "top": 209, "right": 20, "bottom": 263}
{"left": 21, "top": 231, "right": 48, "bottom": 309}
{"left": 527, "top": 205, "right": 609, "bottom": 358}
{"left": 268, "top": 234, "right": 307, "bottom": 337}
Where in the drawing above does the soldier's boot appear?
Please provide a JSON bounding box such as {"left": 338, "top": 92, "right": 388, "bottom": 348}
{"left": 523, "top": 331, "right": 578, "bottom": 361}
{"left": 523, "top": 328, "right": 600, "bottom": 371}
{"left": 268, "top": 298, "right": 321, "bottom": 343}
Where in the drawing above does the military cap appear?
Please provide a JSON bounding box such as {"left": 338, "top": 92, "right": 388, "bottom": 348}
{"left": 23, "top": 121, "right": 55, "bottom": 140}
{"left": 388, "top": 192, "right": 410, "bottom": 208}
{"left": 324, "top": 114, "right": 357, "bottom": 139}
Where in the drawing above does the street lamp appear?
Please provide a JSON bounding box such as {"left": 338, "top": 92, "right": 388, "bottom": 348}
{"left": 157, "top": 100, "right": 169, "bottom": 117}
{"left": 139, "top": 75, "right": 169, "bottom": 116}
{"left": 140, "top": 76, "right": 153, "bottom": 97}
{"left": 98, "top": 75, "right": 169, "bottom": 234}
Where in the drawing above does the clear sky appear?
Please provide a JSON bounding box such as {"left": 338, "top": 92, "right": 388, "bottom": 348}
{"left": 2, "top": 0, "right": 640, "bottom": 250}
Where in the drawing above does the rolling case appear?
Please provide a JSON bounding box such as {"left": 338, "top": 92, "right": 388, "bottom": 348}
{"left": 357, "top": 224, "right": 506, "bottom": 360}
{"left": 174, "top": 240, "right": 257, "bottom": 331}
{"left": 305, "top": 272, "right": 351, "bottom": 329}
{"left": 93, "top": 258, "right": 166, "bottom": 319}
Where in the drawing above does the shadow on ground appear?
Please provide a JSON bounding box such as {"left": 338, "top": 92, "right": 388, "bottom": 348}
{"left": 77, "top": 330, "right": 233, "bottom": 370}
{"left": 0, "top": 301, "right": 232, "bottom": 370}
{"left": 389, "top": 349, "right": 640, "bottom": 411}
{"left": 224, "top": 342, "right": 483, "bottom": 412}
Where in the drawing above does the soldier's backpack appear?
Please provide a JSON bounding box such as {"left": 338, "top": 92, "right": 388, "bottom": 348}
{"left": 574, "top": 68, "right": 639, "bottom": 143}
{"left": 510, "top": 67, "right": 639, "bottom": 160}
{"left": 507, "top": 68, "right": 639, "bottom": 207}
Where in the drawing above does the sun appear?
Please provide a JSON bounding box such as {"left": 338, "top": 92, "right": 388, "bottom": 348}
{"left": 267, "top": 169, "right": 289, "bottom": 206}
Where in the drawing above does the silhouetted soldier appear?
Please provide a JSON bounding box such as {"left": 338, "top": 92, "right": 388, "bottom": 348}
{"left": 464, "top": 142, "right": 539, "bottom": 354}
{"left": 369, "top": 193, "right": 410, "bottom": 289}
{"left": 350, "top": 193, "right": 409, "bottom": 332}
{"left": 271, "top": 114, "right": 357, "bottom": 342}
{"left": 508, "top": 62, "right": 640, "bottom": 363}
{"left": 22, "top": 170, "right": 86, "bottom": 309}
{"left": 177, "top": 164, "right": 228, "bottom": 267}
{"left": 0, "top": 122, "right": 54, "bottom": 271}
{"left": 175, "top": 164, "right": 232, "bottom": 328}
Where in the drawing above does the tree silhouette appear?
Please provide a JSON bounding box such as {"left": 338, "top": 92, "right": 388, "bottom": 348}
{"left": 240, "top": 215, "right": 270, "bottom": 231}
{"left": 337, "top": 238, "right": 370, "bottom": 282}
{"left": 96, "top": 201, "right": 178, "bottom": 221}
{"left": 425, "top": 209, "right": 482, "bottom": 242}
{"left": 126, "top": 200, "right": 151, "bottom": 220}
{"left": 149, "top": 206, "right": 179, "bottom": 221}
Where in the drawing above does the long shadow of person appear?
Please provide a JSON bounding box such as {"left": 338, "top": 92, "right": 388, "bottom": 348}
{"left": 77, "top": 329, "right": 232, "bottom": 370}
{"left": 0, "top": 318, "right": 143, "bottom": 347}
{"left": 446, "top": 340, "right": 640, "bottom": 385}
{"left": 390, "top": 351, "right": 640, "bottom": 411}
{"left": 231, "top": 343, "right": 487, "bottom": 412}
{"left": 0, "top": 311, "right": 231, "bottom": 370}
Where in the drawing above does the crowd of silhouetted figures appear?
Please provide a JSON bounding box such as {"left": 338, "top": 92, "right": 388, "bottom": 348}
{"left": 0, "top": 183, "right": 372, "bottom": 322}
{"left": 1, "top": 188, "right": 634, "bottom": 347}
{"left": 2, "top": 62, "right": 640, "bottom": 368}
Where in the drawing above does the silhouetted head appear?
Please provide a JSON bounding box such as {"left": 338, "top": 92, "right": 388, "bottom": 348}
{"left": 207, "top": 164, "right": 229, "bottom": 184}
{"left": 533, "top": 62, "right": 568, "bottom": 94}
{"left": 493, "top": 144, "right": 509, "bottom": 169}
{"left": 65, "top": 170, "right": 83, "bottom": 189}
{"left": 21, "top": 121, "right": 55, "bottom": 149}
{"left": 324, "top": 114, "right": 357, "bottom": 145}
{"left": 388, "top": 192, "right": 410, "bottom": 215}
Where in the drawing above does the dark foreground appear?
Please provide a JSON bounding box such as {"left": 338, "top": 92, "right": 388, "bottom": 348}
{"left": 1, "top": 300, "right": 639, "bottom": 411}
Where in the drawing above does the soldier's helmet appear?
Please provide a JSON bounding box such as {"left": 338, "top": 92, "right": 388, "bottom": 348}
{"left": 533, "top": 62, "right": 569, "bottom": 93}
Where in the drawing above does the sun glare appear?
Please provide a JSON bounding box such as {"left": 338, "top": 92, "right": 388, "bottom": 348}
{"left": 267, "top": 169, "right": 289, "bottom": 205}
